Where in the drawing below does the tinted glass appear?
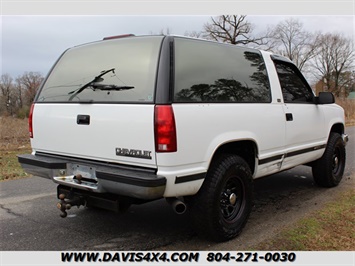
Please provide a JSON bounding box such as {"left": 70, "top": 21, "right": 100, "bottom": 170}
{"left": 274, "top": 62, "right": 314, "bottom": 103}
{"left": 174, "top": 38, "right": 271, "bottom": 103}
{"left": 37, "top": 36, "right": 163, "bottom": 103}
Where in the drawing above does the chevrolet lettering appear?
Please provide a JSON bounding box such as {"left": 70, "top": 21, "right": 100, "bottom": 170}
{"left": 116, "top": 148, "right": 152, "bottom": 159}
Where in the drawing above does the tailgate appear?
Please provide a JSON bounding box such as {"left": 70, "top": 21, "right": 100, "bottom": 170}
{"left": 30, "top": 36, "right": 164, "bottom": 168}
{"left": 31, "top": 103, "right": 157, "bottom": 168}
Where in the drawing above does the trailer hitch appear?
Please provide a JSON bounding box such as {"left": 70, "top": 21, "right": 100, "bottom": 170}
{"left": 57, "top": 193, "right": 86, "bottom": 218}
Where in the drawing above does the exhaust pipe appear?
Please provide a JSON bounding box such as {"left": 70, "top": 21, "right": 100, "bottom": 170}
{"left": 166, "top": 198, "right": 187, "bottom": 214}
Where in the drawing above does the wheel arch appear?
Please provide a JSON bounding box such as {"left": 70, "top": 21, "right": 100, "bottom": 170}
{"left": 329, "top": 123, "right": 345, "bottom": 136}
{"left": 208, "top": 140, "right": 258, "bottom": 176}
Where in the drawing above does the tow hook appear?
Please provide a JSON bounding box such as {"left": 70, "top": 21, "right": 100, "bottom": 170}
{"left": 57, "top": 194, "right": 86, "bottom": 218}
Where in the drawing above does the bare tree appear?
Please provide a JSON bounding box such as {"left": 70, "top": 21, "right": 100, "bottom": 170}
{"left": 0, "top": 72, "right": 44, "bottom": 117}
{"left": 15, "top": 78, "right": 25, "bottom": 109}
{"left": 311, "top": 33, "right": 355, "bottom": 98}
{"left": 203, "top": 15, "right": 266, "bottom": 46}
{"left": 184, "top": 30, "right": 203, "bottom": 39}
{"left": 150, "top": 27, "right": 172, "bottom": 36}
{"left": 159, "top": 27, "right": 171, "bottom": 36}
{"left": 16, "top": 72, "right": 44, "bottom": 105}
{"left": 266, "top": 18, "right": 320, "bottom": 71}
{"left": 0, "top": 74, "right": 16, "bottom": 115}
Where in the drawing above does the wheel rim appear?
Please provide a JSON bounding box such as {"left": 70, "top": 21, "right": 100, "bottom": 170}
{"left": 220, "top": 176, "right": 244, "bottom": 223}
{"left": 332, "top": 146, "right": 343, "bottom": 176}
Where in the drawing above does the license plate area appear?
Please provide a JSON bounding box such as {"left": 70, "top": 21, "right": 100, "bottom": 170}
{"left": 68, "top": 163, "right": 97, "bottom": 182}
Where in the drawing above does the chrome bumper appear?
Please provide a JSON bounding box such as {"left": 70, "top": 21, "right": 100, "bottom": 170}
{"left": 18, "top": 153, "right": 166, "bottom": 200}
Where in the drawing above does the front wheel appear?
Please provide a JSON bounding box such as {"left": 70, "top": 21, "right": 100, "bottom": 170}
{"left": 312, "top": 132, "right": 346, "bottom": 187}
{"left": 189, "top": 154, "right": 253, "bottom": 242}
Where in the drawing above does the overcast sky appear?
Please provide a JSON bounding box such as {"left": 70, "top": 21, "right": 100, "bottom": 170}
{"left": 1, "top": 15, "right": 354, "bottom": 79}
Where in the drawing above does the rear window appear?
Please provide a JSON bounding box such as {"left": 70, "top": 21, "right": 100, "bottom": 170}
{"left": 37, "top": 36, "right": 164, "bottom": 103}
{"left": 174, "top": 38, "right": 271, "bottom": 103}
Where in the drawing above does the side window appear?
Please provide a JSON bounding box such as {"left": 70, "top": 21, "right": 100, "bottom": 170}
{"left": 274, "top": 61, "right": 314, "bottom": 103}
{"left": 173, "top": 38, "right": 271, "bottom": 103}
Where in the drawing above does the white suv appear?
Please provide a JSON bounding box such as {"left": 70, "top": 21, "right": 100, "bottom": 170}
{"left": 19, "top": 35, "right": 348, "bottom": 241}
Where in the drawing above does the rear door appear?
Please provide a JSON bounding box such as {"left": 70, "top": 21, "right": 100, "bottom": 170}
{"left": 32, "top": 36, "right": 164, "bottom": 168}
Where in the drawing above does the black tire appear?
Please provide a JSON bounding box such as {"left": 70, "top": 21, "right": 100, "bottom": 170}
{"left": 312, "top": 132, "right": 346, "bottom": 187}
{"left": 189, "top": 154, "right": 253, "bottom": 242}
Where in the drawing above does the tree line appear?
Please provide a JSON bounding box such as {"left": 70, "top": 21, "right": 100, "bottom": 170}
{"left": 185, "top": 16, "right": 355, "bottom": 98}
{"left": 0, "top": 72, "right": 43, "bottom": 117}
{"left": 1, "top": 16, "right": 354, "bottom": 117}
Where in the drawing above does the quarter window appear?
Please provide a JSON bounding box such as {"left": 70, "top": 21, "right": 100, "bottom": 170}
{"left": 173, "top": 38, "right": 271, "bottom": 103}
{"left": 274, "top": 61, "right": 314, "bottom": 103}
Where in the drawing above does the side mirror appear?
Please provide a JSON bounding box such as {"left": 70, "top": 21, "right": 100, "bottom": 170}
{"left": 316, "top": 92, "right": 335, "bottom": 104}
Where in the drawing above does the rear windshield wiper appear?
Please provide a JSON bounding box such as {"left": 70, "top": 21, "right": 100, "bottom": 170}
{"left": 68, "top": 68, "right": 131, "bottom": 101}
{"left": 91, "top": 83, "right": 134, "bottom": 91}
{"left": 69, "top": 68, "right": 115, "bottom": 95}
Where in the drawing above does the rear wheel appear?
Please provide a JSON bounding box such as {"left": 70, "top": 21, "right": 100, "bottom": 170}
{"left": 189, "top": 154, "right": 253, "bottom": 242}
{"left": 312, "top": 132, "right": 346, "bottom": 187}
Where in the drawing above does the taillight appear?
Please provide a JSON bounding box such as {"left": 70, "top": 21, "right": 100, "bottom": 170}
{"left": 154, "top": 105, "right": 177, "bottom": 152}
{"left": 29, "top": 103, "right": 35, "bottom": 138}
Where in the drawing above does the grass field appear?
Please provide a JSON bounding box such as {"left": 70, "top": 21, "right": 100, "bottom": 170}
{"left": 0, "top": 148, "right": 31, "bottom": 181}
{"left": 0, "top": 116, "right": 31, "bottom": 181}
{"left": 255, "top": 189, "right": 355, "bottom": 250}
{"left": 0, "top": 116, "right": 30, "bottom": 150}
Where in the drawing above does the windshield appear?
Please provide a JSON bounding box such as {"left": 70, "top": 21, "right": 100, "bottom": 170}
{"left": 37, "top": 36, "right": 163, "bottom": 103}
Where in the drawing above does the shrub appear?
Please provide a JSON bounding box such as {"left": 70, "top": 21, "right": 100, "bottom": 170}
{"left": 16, "top": 105, "right": 31, "bottom": 119}
{"left": 336, "top": 98, "right": 355, "bottom": 126}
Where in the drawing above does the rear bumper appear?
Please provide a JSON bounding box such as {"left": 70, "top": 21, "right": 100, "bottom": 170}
{"left": 18, "top": 153, "right": 166, "bottom": 200}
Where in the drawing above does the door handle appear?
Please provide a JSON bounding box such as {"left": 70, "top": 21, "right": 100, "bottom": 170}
{"left": 286, "top": 113, "right": 293, "bottom": 121}
{"left": 77, "top": 114, "right": 90, "bottom": 125}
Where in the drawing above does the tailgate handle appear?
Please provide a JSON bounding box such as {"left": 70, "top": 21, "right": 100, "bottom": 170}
{"left": 77, "top": 114, "right": 90, "bottom": 125}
